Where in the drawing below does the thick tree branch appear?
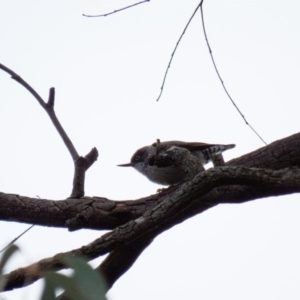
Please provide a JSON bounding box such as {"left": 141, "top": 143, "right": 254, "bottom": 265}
{"left": 228, "top": 131, "right": 300, "bottom": 169}
{"left": 103, "top": 132, "right": 300, "bottom": 287}
{"left": 2, "top": 165, "right": 300, "bottom": 291}
{"left": 1, "top": 132, "right": 299, "bottom": 230}
{"left": 97, "top": 234, "right": 154, "bottom": 290}
{"left": 1, "top": 132, "right": 300, "bottom": 292}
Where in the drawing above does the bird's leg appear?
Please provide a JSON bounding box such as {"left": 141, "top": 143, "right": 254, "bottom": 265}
{"left": 210, "top": 153, "right": 225, "bottom": 166}
{"left": 157, "top": 183, "right": 180, "bottom": 194}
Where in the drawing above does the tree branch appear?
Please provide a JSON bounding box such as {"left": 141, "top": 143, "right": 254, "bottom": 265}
{"left": 1, "top": 132, "right": 299, "bottom": 229}
{"left": 2, "top": 164, "right": 300, "bottom": 292}
{"left": 97, "top": 234, "right": 154, "bottom": 290}
{"left": 156, "top": 0, "right": 204, "bottom": 101}
{"left": 70, "top": 148, "right": 99, "bottom": 198}
{"left": 0, "top": 63, "right": 98, "bottom": 197}
{"left": 82, "top": 0, "right": 150, "bottom": 18}
{"left": 0, "top": 63, "right": 79, "bottom": 161}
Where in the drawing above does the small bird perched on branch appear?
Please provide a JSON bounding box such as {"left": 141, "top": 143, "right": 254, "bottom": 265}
{"left": 118, "top": 140, "right": 235, "bottom": 185}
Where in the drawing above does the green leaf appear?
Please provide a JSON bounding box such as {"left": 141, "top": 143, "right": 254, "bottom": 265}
{"left": 63, "top": 257, "right": 107, "bottom": 300}
{"left": 40, "top": 257, "right": 107, "bottom": 300}
{"left": 0, "top": 245, "right": 19, "bottom": 292}
{"left": 0, "top": 245, "right": 19, "bottom": 273}
{"left": 41, "top": 272, "right": 79, "bottom": 300}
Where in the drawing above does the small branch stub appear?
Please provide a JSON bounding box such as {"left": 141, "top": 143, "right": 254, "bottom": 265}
{"left": 47, "top": 87, "right": 55, "bottom": 108}
{"left": 70, "top": 148, "right": 98, "bottom": 198}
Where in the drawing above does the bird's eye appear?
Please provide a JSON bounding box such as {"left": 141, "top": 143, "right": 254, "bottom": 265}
{"left": 135, "top": 155, "right": 140, "bottom": 161}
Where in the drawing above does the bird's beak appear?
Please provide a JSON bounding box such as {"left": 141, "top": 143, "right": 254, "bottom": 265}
{"left": 117, "top": 163, "right": 134, "bottom": 167}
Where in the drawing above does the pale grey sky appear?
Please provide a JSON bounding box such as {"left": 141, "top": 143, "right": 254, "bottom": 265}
{"left": 1, "top": 0, "right": 300, "bottom": 299}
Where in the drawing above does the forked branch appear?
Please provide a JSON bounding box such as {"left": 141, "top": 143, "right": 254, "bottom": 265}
{"left": 0, "top": 63, "right": 98, "bottom": 197}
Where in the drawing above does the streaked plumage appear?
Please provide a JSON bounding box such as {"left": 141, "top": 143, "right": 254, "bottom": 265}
{"left": 118, "top": 141, "right": 235, "bottom": 185}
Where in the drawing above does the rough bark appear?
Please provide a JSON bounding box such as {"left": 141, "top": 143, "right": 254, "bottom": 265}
{"left": 1, "top": 132, "right": 299, "bottom": 231}
{"left": 1, "top": 132, "right": 300, "bottom": 292}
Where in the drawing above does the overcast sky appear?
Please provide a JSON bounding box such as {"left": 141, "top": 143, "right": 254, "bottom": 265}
{"left": 1, "top": 0, "right": 300, "bottom": 299}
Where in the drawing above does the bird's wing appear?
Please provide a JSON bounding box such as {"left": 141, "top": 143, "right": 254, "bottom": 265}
{"left": 148, "top": 149, "right": 176, "bottom": 168}
{"left": 153, "top": 140, "right": 235, "bottom": 152}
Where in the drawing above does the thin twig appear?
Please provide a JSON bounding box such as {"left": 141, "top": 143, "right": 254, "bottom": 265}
{"left": 156, "top": 0, "right": 204, "bottom": 102}
{"left": 0, "top": 225, "right": 34, "bottom": 254}
{"left": 45, "top": 88, "right": 79, "bottom": 161}
{"left": 0, "top": 195, "right": 42, "bottom": 254}
{"left": 199, "top": 5, "right": 267, "bottom": 145}
{"left": 0, "top": 63, "right": 46, "bottom": 108}
{"left": 0, "top": 63, "right": 79, "bottom": 160}
{"left": 0, "top": 194, "right": 43, "bottom": 255}
{"left": 82, "top": 0, "right": 150, "bottom": 18}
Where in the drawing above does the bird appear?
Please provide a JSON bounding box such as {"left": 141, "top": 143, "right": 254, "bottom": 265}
{"left": 118, "top": 140, "right": 235, "bottom": 186}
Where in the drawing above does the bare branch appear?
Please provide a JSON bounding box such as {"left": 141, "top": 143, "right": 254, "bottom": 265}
{"left": 156, "top": 0, "right": 203, "bottom": 102}
{"left": 0, "top": 63, "right": 45, "bottom": 108}
{"left": 70, "top": 148, "right": 99, "bottom": 198}
{"left": 0, "top": 63, "right": 79, "bottom": 161}
{"left": 82, "top": 0, "right": 150, "bottom": 18}
{"left": 0, "top": 225, "right": 34, "bottom": 254}
{"left": 47, "top": 87, "right": 55, "bottom": 107}
{"left": 155, "top": 1, "right": 266, "bottom": 145}
{"left": 44, "top": 90, "right": 80, "bottom": 162}
{"left": 199, "top": 5, "right": 267, "bottom": 145}
{"left": 0, "top": 63, "right": 99, "bottom": 198}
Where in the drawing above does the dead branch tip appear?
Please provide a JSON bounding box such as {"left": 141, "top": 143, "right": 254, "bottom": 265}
{"left": 47, "top": 87, "right": 55, "bottom": 107}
